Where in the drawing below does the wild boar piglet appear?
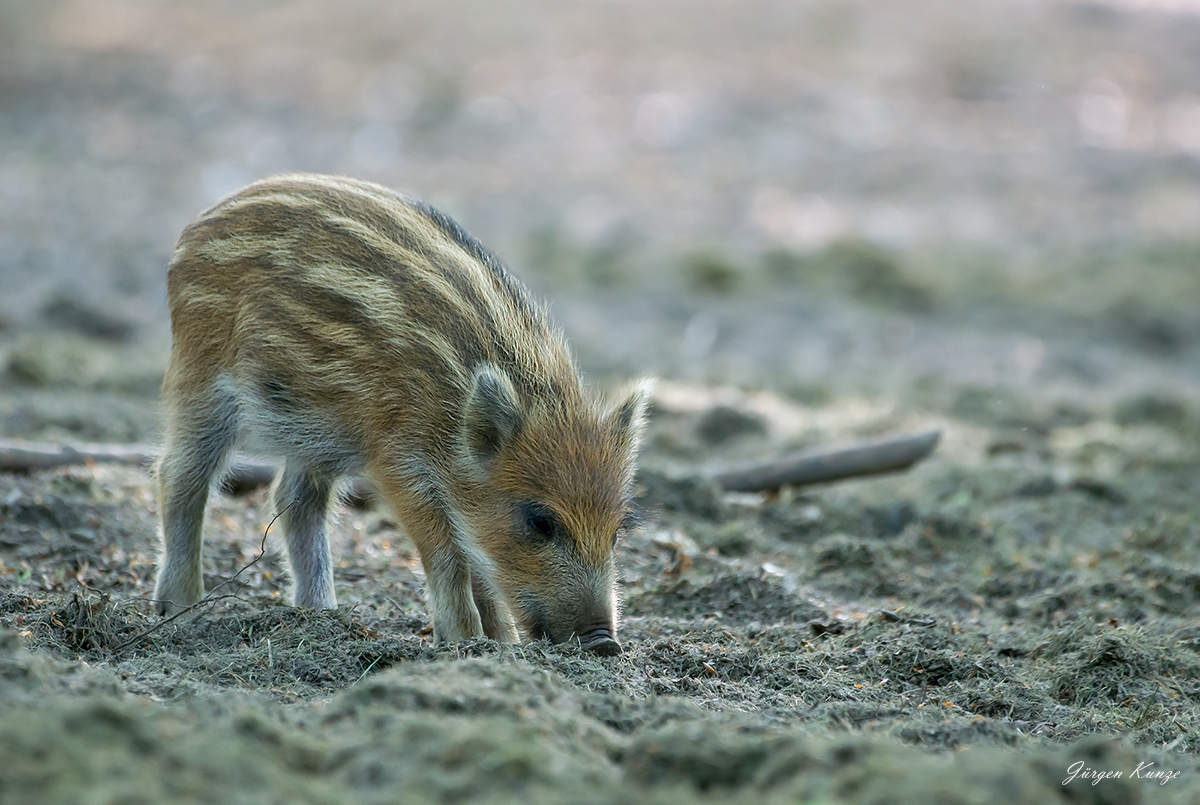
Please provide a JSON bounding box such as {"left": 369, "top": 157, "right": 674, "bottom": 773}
{"left": 153, "top": 173, "right": 650, "bottom": 655}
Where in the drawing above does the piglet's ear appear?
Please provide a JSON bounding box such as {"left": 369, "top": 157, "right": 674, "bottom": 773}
{"left": 606, "top": 378, "right": 654, "bottom": 453}
{"left": 465, "top": 364, "right": 522, "bottom": 470}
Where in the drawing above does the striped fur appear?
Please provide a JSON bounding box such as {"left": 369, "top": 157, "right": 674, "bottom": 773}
{"left": 154, "top": 174, "right": 649, "bottom": 653}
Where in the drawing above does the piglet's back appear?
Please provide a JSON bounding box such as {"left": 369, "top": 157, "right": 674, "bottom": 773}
{"left": 164, "top": 174, "right": 582, "bottom": 463}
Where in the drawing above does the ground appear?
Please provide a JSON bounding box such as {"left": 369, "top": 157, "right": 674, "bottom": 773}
{"left": 2, "top": 2, "right": 1200, "bottom": 803}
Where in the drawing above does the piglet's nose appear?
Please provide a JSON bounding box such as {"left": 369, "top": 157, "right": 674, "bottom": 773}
{"left": 577, "top": 626, "right": 622, "bottom": 656}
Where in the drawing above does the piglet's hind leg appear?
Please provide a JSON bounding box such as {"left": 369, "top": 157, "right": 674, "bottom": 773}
{"left": 154, "top": 389, "right": 238, "bottom": 616}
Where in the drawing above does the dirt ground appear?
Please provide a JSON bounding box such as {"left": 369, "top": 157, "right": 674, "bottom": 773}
{"left": 2, "top": 1, "right": 1200, "bottom": 803}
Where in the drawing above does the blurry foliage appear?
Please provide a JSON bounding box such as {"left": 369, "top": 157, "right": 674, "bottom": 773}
{"left": 524, "top": 225, "right": 641, "bottom": 290}
{"left": 1072, "top": 241, "right": 1200, "bottom": 333}
{"left": 694, "top": 405, "right": 767, "bottom": 446}
{"left": 409, "top": 75, "right": 464, "bottom": 136}
{"left": 1106, "top": 298, "right": 1189, "bottom": 357}
{"left": 750, "top": 234, "right": 1200, "bottom": 351}
{"left": 949, "top": 385, "right": 1038, "bottom": 430}
{"left": 2, "top": 333, "right": 164, "bottom": 398}
{"left": 525, "top": 225, "right": 567, "bottom": 278}
{"left": 684, "top": 250, "right": 745, "bottom": 295}
{"left": 5, "top": 335, "right": 90, "bottom": 387}
{"left": 779, "top": 381, "right": 832, "bottom": 408}
{"left": 582, "top": 235, "right": 640, "bottom": 289}
{"left": 40, "top": 296, "right": 134, "bottom": 343}
{"left": 932, "top": 29, "right": 1039, "bottom": 103}
{"left": 762, "top": 240, "right": 934, "bottom": 313}
{"left": 1114, "top": 393, "right": 1192, "bottom": 429}
{"left": 940, "top": 49, "right": 1014, "bottom": 102}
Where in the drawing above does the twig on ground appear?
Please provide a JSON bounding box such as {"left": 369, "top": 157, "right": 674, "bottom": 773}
{"left": 713, "top": 430, "right": 942, "bottom": 493}
{"left": 0, "top": 440, "right": 158, "bottom": 472}
{"left": 880, "top": 610, "right": 937, "bottom": 627}
{"left": 108, "top": 504, "right": 289, "bottom": 654}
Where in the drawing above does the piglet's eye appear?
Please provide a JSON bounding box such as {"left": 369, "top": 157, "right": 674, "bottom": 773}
{"left": 523, "top": 504, "right": 561, "bottom": 542}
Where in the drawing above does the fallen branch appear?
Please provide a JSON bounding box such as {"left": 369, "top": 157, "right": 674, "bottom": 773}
{"left": 0, "top": 439, "right": 277, "bottom": 491}
{"left": 712, "top": 430, "right": 941, "bottom": 493}
{"left": 0, "top": 438, "right": 375, "bottom": 504}
{"left": 0, "top": 440, "right": 158, "bottom": 472}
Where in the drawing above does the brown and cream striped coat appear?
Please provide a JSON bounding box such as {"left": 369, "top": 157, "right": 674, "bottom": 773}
{"left": 154, "top": 174, "right": 648, "bottom": 654}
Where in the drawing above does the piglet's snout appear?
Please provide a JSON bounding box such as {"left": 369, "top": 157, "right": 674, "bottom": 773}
{"left": 576, "top": 623, "right": 622, "bottom": 656}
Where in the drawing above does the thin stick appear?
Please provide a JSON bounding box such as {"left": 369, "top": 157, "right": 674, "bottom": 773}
{"left": 108, "top": 504, "right": 289, "bottom": 653}
{"left": 713, "top": 430, "right": 942, "bottom": 493}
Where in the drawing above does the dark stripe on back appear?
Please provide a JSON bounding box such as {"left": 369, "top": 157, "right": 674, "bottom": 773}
{"left": 269, "top": 277, "right": 387, "bottom": 341}
{"left": 405, "top": 197, "right": 545, "bottom": 325}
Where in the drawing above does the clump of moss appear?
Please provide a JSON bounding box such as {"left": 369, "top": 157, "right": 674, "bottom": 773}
{"left": 685, "top": 250, "right": 745, "bottom": 294}
{"left": 763, "top": 240, "right": 935, "bottom": 313}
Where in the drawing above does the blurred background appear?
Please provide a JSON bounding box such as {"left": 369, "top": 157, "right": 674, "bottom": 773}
{"left": 2, "top": 0, "right": 1199, "bottom": 444}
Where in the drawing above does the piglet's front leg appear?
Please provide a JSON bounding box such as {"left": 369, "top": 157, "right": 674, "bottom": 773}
{"left": 385, "top": 489, "right": 485, "bottom": 644}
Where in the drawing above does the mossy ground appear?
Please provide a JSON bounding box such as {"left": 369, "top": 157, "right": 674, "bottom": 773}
{"left": 2, "top": 377, "right": 1199, "bottom": 803}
